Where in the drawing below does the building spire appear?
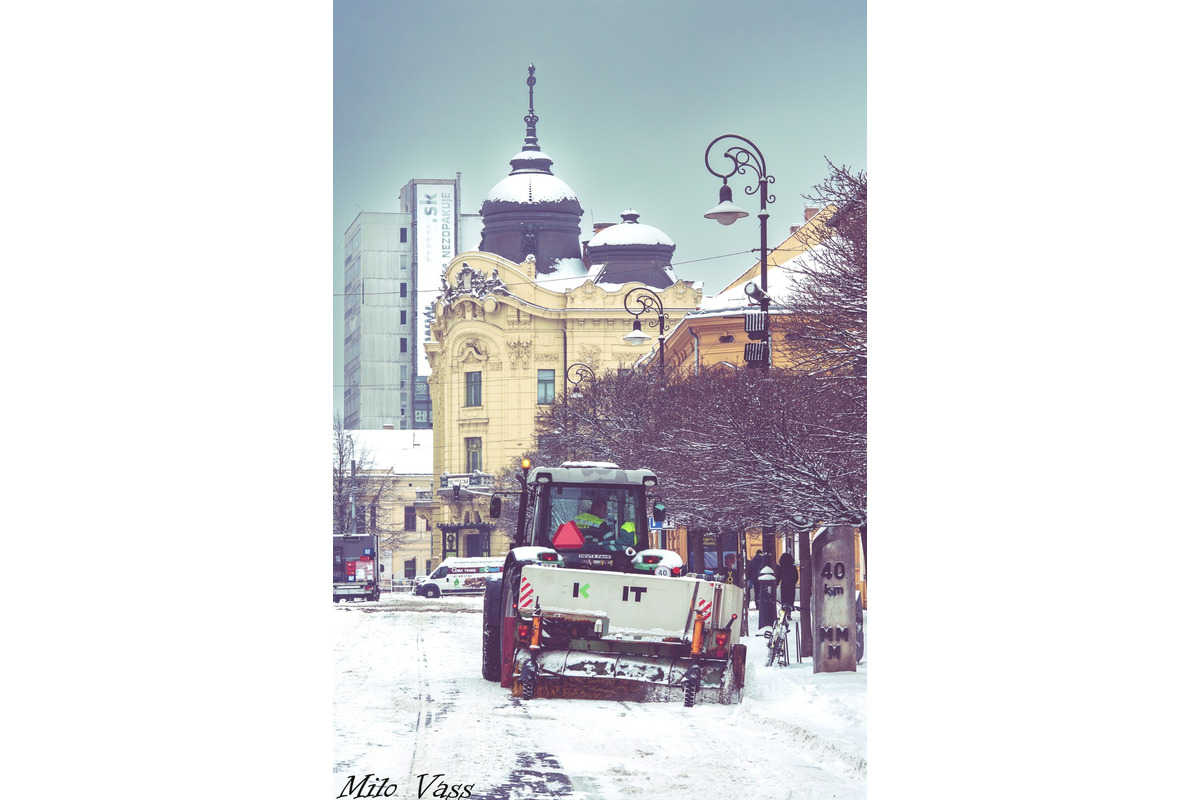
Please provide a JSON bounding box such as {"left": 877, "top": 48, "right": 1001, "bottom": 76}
{"left": 523, "top": 63, "right": 540, "bottom": 151}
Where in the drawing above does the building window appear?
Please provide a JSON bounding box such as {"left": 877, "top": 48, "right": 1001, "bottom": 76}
{"left": 466, "top": 437, "right": 482, "bottom": 472}
{"left": 537, "top": 369, "right": 555, "bottom": 404}
{"left": 400, "top": 283, "right": 408, "bottom": 298}
{"left": 400, "top": 310, "right": 407, "bottom": 326}
{"left": 415, "top": 410, "right": 428, "bottom": 423}
{"left": 404, "top": 506, "right": 417, "bottom": 531}
{"left": 465, "top": 371, "right": 482, "bottom": 407}
{"left": 400, "top": 228, "right": 407, "bottom": 243}
{"left": 400, "top": 338, "right": 408, "bottom": 353}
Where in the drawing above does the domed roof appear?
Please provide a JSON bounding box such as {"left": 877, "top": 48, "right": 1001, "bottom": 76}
{"left": 588, "top": 210, "right": 674, "bottom": 247}
{"left": 482, "top": 151, "right": 582, "bottom": 208}
{"left": 476, "top": 64, "right": 585, "bottom": 274}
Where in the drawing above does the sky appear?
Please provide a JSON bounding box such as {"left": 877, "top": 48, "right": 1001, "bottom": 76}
{"left": 332, "top": 0, "right": 867, "bottom": 420}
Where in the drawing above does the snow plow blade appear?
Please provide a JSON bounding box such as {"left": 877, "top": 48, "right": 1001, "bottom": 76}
{"left": 513, "top": 645, "right": 746, "bottom": 704}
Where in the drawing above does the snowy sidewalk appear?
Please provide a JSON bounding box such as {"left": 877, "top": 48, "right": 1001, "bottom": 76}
{"left": 737, "top": 610, "right": 867, "bottom": 774}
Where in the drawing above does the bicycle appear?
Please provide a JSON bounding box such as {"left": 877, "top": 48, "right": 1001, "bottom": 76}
{"left": 763, "top": 602, "right": 792, "bottom": 667}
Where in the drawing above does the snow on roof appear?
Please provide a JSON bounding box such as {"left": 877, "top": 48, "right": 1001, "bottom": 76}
{"left": 350, "top": 429, "right": 434, "bottom": 475}
{"left": 509, "top": 149, "right": 554, "bottom": 164}
{"left": 484, "top": 172, "right": 579, "bottom": 204}
{"left": 588, "top": 210, "right": 674, "bottom": 247}
{"left": 535, "top": 257, "right": 590, "bottom": 290}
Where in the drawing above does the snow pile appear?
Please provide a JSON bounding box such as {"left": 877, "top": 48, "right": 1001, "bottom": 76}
{"left": 739, "top": 620, "right": 868, "bottom": 774}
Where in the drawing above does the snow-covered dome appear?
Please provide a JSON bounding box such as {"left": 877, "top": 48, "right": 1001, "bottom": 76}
{"left": 484, "top": 171, "right": 581, "bottom": 205}
{"left": 476, "top": 64, "right": 584, "bottom": 275}
{"left": 584, "top": 209, "right": 678, "bottom": 290}
{"left": 588, "top": 209, "right": 674, "bottom": 247}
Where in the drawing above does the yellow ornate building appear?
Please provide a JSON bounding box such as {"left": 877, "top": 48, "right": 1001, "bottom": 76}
{"left": 424, "top": 251, "right": 703, "bottom": 557}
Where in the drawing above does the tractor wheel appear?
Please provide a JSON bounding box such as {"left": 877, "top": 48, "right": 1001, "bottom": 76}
{"left": 683, "top": 679, "right": 697, "bottom": 708}
{"left": 521, "top": 673, "right": 536, "bottom": 700}
{"left": 481, "top": 580, "right": 502, "bottom": 681}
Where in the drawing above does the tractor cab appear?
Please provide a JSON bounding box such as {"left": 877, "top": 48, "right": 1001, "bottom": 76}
{"left": 532, "top": 480, "right": 648, "bottom": 571}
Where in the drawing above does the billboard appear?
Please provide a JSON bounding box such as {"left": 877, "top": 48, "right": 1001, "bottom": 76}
{"left": 415, "top": 182, "right": 456, "bottom": 376}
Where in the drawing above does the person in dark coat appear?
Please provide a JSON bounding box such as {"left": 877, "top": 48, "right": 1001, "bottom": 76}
{"left": 747, "top": 550, "right": 764, "bottom": 605}
{"left": 756, "top": 553, "right": 777, "bottom": 629}
{"left": 777, "top": 552, "right": 799, "bottom": 616}
{"left": 721, "top": 552, "right": 739, "bottom": 585}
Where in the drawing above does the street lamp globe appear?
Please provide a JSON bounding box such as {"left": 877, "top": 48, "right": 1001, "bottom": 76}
{"left": 703, "top": 183, "right": 749, "bottom": 226}
{"left": 622, "top": 319, "right": 653, "bottom": 345}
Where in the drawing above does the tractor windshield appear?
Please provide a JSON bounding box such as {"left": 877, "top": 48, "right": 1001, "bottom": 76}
{"left": 537, "top": 483, "right": 647, "bottom": 554}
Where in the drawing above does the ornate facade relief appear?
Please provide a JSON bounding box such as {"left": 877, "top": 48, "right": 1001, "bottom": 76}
{"left": 455, "top": 338, "right": 490, "bottom": 368}
{"left": 506, "top": 339, "right": 532, "bottom": 366}
{"left": 441, "top": 263, "right": 509, "bottom": 304}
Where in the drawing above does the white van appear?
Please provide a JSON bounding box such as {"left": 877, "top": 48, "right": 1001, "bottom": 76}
{"left": 414, "top": 557, "right": 505, "bottom": 598}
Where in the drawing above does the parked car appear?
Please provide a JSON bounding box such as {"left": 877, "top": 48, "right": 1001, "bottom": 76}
{"left": 414, "top": 558, "right": 504, "bottom": 598}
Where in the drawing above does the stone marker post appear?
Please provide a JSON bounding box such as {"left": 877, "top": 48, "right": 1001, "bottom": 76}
{"left": 812, "top": 525, "right": 856, "bottom": 673}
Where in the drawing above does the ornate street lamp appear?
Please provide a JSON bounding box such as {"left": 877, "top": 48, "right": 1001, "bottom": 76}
{"left": 563, "top": 361, "right": 597, "bottom": 437}
{"left": 704, "top": 134, "right": 775, "bottom": 369}
{"left": 565, "top": 361, "right": 596, "bottom": 400}
{"left": 622, "top": 287, "right": 669, "bottom": 382}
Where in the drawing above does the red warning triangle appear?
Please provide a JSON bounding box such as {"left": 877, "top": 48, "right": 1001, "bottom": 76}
{"left": 551, "top": 520, "right": 585, "bottom": 549}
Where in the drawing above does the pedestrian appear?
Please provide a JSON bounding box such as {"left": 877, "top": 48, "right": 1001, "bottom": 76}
{"left": 722, "top": 552, "right": 738, "bottom": 585}
{"left": 747, "top": 550, "right": 764, "bottom": 606}
{"left": 777, "top": 552, "right": 799, "bottom": 614}
{"left": 757, "top": 552, "right": 777, "bottom": 630}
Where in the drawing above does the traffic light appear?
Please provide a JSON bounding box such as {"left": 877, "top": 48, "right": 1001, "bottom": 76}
{"left": 453, "top": 484, "right": 461, "bottom": 501}
{"left": 744, "top": 341, "right": 768, "bottom": 367}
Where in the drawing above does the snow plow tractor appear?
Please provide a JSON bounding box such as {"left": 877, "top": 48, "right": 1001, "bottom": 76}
{"left": 482, "top": 461, "right": 746, "bottom": 707}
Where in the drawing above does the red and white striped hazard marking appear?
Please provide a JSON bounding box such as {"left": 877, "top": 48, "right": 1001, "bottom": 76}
{"left": 520, "top": 576, "right": 534, "bottom": 609}
{"left": 696, "top": 598, "right": 712, "bottom": 620}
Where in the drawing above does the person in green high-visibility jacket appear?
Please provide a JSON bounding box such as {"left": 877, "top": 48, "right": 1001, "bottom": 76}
{"left": 604, "top": 520, "right": 637, "bottom": 549}
{"left": 574, "top": 497, "right": 613, "bottom": 544}
{"left": 576, "top": 496, "right": 638, "bottom": 550}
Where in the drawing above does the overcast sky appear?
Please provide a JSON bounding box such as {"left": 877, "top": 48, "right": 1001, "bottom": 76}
{"left": 332, "top": 0, "right": 867, "bottom": 419}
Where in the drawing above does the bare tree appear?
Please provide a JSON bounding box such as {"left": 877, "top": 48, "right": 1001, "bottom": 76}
{"left": 774, "top": 160, "right": 867, "bottom": 560}
{"left": 522, "top": 362, "right": 865, "bottom": 535}
{"left": 776, "top": 160, "right": 867, "bottom": 388}
{"left": 332, "top": 415, "right": 408, "bottom": 550}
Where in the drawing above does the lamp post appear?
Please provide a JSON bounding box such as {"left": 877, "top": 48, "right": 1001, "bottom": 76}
{"left": 565, "top": 361, "right": 596, "bottom": 400}
{"left": 704, "top": 134, "right": 775, "bottom": 369}
{"left": 621, "top": 287, "right": 669, "bottom": 382}
{"left": 564, "top": 361, "right": 596, "bottom": 438}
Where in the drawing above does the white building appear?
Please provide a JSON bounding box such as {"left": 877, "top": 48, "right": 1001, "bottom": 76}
{"left": 348, "top": 428, "right": 437, "bottom": 583}
{"left": 342, "top": 175, "right": 482, "bottom": 430}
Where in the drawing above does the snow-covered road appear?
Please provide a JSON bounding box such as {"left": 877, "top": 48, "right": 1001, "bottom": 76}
{"left": 333, "top": 593, "right": 866, "bottom": 800}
